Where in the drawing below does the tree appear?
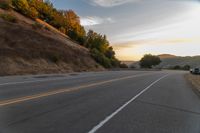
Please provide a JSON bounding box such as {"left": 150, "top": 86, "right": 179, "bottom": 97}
{"left": 64, "top": 10, "right": 80, "bottom": 25}
{"left": 105, "top": 47, "right": 115, "bottom": 59}
{"left": 140, "top": 54, "right": 161, "bottom": 68}
{"left": 12, "top": 0, "right": 38, "bottom": 19}
{"left": 90, "top": 48, "right": 112, "bottom": 68}
{"left": 27, "top": 6, "right": 38, "bottom": 19}
{"left": 85, "top": 30, "right": 109, "bottom": 53}
{"left": 12, "top": 0, "right": 30, "bottom": 15}
{"left": 85, "top": 30, "right": 120, "bottom": 68}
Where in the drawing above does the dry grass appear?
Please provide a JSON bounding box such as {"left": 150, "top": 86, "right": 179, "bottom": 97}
{"left": 0, "top": 13, "right": 17, "bottom": 22}
{"left": 185, "top": 74, "right": 200, "bottom": 94}
{"left": 0, "top": 9, "right": 104, "bottom": 76}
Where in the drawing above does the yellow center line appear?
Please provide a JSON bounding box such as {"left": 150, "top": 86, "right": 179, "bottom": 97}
{"left": 0, "top": 73, "right": 156, "bottom": 107}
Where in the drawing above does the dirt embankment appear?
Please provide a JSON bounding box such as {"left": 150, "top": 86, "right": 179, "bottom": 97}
{"left": 185, "top": 74, "right": 200, "bottom": 95}
{"left": 0, "top": 9, "right": 104, "bottom": 76}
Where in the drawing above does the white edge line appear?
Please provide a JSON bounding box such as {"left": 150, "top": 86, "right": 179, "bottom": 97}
{"left": 0, "top": 73, "right": 155, "bottom": 106}
{"left": 88, "top": 74, "right": 169, "bottom": 133}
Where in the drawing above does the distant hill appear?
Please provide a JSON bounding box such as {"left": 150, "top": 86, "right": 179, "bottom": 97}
{"left": 131, "top": 54, "right": 200, "bottom": 68}
{"left": 158, "top": 55, "right": 200, "bottom": 68}
{"left": 158, "top": 54, "right": 177, "bottom": 59}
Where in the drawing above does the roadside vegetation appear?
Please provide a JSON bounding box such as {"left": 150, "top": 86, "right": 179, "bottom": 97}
{"left": 0, "top": 13, "right": 17, "bottom": 22}
{"left": 168, "top": 65, "right": 190, "bottom": 71}
{"left": 0, "top": 0, "right": 121, "bottom": 68}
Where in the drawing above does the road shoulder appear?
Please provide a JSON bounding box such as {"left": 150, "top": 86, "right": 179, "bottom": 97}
{"left": 185, "top": 74, "right": 200, "bottom": 97}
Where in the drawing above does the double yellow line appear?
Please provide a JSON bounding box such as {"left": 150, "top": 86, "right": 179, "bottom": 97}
{"left": 0, "top": 73, "right": 154, "bottom": 107}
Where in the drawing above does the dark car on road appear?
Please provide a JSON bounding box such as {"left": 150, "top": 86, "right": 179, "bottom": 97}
{"left": 190, "top": 68, "right": 200, "bottom": 74}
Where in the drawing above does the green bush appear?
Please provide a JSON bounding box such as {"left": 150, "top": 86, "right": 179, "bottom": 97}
{"left": 90, "top": 49, "right": 112, "bottom": 68}
{"left": 0, "top": 0, "right": 11, "bottom": 10}
{"left": 0, "top": 13, "right": 17, "bottom": 22}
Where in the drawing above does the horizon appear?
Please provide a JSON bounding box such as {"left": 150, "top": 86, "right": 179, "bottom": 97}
{"left": 50, "top": 0, "right": 200, "bottom": 61}
{"left": 122, "top": 54, "right": 200, "bottom": 62}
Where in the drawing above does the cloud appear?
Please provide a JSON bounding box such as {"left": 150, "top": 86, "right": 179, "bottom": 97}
{"left": 88, "top": 0, "right": 198, "bottom": 7}
{"left": 81, "top": 16, "right": 115, "bottom": 26}
{"left": 113, "top": 38, "right": 198, "bottom": 50}
{"left": 88, "top": 0, "right": 139, "bottom": 7}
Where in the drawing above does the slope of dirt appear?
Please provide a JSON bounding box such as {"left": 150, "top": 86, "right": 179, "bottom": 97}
{"left": 0, "top": 9, "right": 104, "bottom": 76}
{"left": 185, "top": 74, "right": 200, "bottom": 96}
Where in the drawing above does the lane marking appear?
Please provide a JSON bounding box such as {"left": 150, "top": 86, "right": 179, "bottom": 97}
{"left": 0, "top": 72, "right": 147, "bottom": 86}
{"left": 88, "top": 74, "right": 169, "bottom": 133}
{"left": 0, "top": 73, "right": 156, "bottom": 107}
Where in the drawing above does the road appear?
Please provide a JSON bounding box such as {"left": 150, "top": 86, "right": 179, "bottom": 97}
{"left": 0, "top": 70, "right": 200, "bottom": 133}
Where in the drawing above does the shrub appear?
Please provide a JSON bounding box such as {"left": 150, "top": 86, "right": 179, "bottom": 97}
{"left": 140, "top": 54, "right": 161, "bottom": 68}
{"left": 48, "top": 54, "right": 61, "bottom": 63}
{"left": 173, "top": 65, "right": 181, "bottom": 70}
{"left": 32, "top": 22, "right": 43, "bottom": 29}
{"left": 0, "top": 0, "right": 11, "bottom": 10}
{"left": 12, "top": 0, "right": 29, "bottom": 14}
{"left": 90, "top": 48, "right": 112, "bottom": 68}
{"left": 110, "top": 58, "right": 120, "bottom": 67}
{"left": 44, "top": 26, "right": 50, "bottom": 31}
{"left": 59, "top": 27, "right": 66, "bottom": 34}
{"left": 0, "top": 13, "right": 17, "bottom": 22}
{"left": 27, "top": 6, "right": 38, "bottom": 19}
{"left": 130, "top": 65, "right": 136, "bottom": 69}
{"left": 169, "top": 65, "right": 190, "bottom": 70}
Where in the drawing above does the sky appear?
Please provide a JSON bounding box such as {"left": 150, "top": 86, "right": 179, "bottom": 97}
{"left": 50, "top": 0, "right": 200, "bottom": 61}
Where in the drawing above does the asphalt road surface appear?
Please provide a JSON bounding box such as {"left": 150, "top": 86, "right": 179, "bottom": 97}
{"left": 0, "top": 70, "right": 200, "bottom": 133}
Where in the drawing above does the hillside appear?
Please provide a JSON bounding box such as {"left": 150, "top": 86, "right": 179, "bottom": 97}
{"left": 121, "top": 61, "right": 135, "bottom": 67}
{"left": 0, "top": 9, "right": 103, "bottom": 76}
{"left": 158, "top": 56, "right": 200, "bottom": 68}
{"left": 131, "top": 54, "right": 200, "bottom": 69}
{"left": 158, "top": 54, "right": 177, "bottom": 59}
